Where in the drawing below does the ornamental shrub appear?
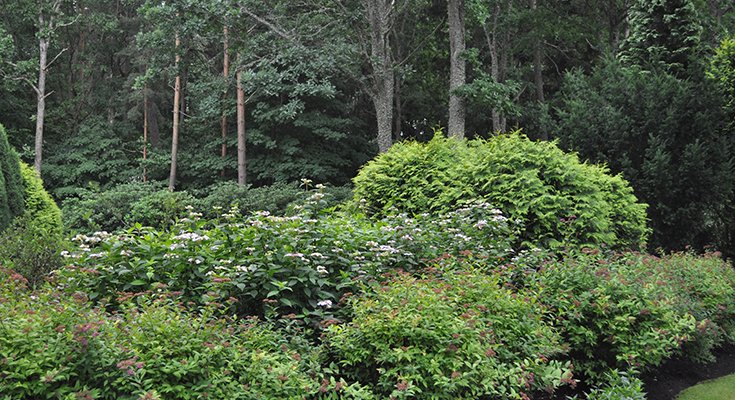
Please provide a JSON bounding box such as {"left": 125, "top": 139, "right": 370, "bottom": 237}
{"left": 18, "top": 161, "right": 62, "bottom": 234}
{"left": 352, "top": 132, "right": 649, "bottom": 250}
{"left": 0, "top": 123, "right": 24, "bottom": 231}
{"left": 58, "top": 197, "right": 516, "bottom": 324}
{"left": 326, "top": 267, "right": 572, "bottom": 399}
{"left": 61, "top": 182, "right": 158, "bottom": 233}
{"left": 0, "top": 162, "right": 65, "bottom": 286}
{"left": 0, "top": 267, "right": 317, "bottom": 399}
{"left": 525, "top": 250, "right": 697, "bottom": 378}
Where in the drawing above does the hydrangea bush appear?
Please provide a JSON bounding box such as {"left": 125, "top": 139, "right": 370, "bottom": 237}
{"left": 57, "top": 190, "right": 517, "bottom": 323}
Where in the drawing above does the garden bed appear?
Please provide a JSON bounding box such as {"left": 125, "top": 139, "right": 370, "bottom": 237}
{"left": 644, "top": 344, "right": 735, "bottom": 400}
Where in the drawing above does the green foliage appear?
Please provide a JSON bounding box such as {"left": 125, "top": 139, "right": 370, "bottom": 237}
{"left": 708, "top": 36, "right": 735, "bottom": 112}
{"left": 57, "top": 198, "right": 516, "bottom": 324}
{"left": 353, "top": 132, "right": 649, "bottom": 250}
{"left": 518, "top": 249, "right": 735, "bottom": 378}
{"left": 0, "top": 161, "right": 64, "bottom": 286}
{"left": 326, "top": 266, "right": 572, "bottom": 399}
{"left": 554, "top": 59, "right": 732, "bottom": 253}
{"left": 619, "top": 0, "right": 702, "bottom": 76}
{"left": 18, "top": 161, "right": 62, "bottom": 234}
{"left": 583, "top": 370, "right": 647, "bottom": 400}
{"left": 622, "top": 251, "right": 735, "bottom": 363}
{"left": 0, "top": 214, "right": 67, "bottom": 287}
{"left": 0, "top": 123, "right": 24, "bottom": 231}
{"left": 61, "top": 182, "right": 159, "bottom": 233}
{"left": 62, "top": 181, "right": 352, "bottom": 233}
{"left": 127, "top": 189, "right": 196, "bottom": 229}
{"left": 0, "top": 267, "right": 315, "bottom": 399}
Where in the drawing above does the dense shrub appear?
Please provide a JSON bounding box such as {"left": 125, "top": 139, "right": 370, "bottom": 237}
{"left": 61, "top": 182, "right": 159, "bottom": 233}
{"left": 0, "top": 123, "right": 24, "bottom": 231}
{"left": 521, "top": 250, "right": 706, "bottom": 378}
{"left": 326, "top": 267, "right": 572, "bottom": 399}
{"left": 127, "top": 189, "right": 196, "bottom": 229}
{"left": 621, "top": 251, "right": 735, "bottom": 363}
{"left": 0, "top": 162, "right": 65, "bottom": 286}
{"left": 58, "top": 197, "right": 516, "bottom": 323}
{"left": 63, "top": 181, "right": 353, "bottom": 233}
{"left": 0, "top": 267, "right": 317, "bottom": 399}
{"left": 19, "top": 161, "right": 63, "bottom": 234}
{"left": 353, "top": 132, "right": 649, "bottom": 250}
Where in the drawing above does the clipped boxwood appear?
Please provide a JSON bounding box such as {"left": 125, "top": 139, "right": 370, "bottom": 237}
{"left": 353, "top": 132, "right": 649, "bottom": 249}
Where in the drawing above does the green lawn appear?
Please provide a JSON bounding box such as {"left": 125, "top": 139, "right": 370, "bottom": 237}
{"left": 677, "top": 373, "right": 735, "bottom": 400}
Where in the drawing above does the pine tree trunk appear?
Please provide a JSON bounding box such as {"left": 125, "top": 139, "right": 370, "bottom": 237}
{"left": 34, "top": 35, "right": 48, "bottom": 174}
{"left": 448, "top": 0, "right": 466, "bottom": 139}
{"left": 532, "top": 0, "right": 547, "bottom": 140}
{"left": 143, "top": 84, "right": 148, "bottom": 182}
{"left": 169, "top": 33, "right": 181, "bottom": 192}
{"left": 236, "top": 69, "right": 246, "bottom": 186}
{"left": 221, "top": 26, "right": 229, "bottom": 177}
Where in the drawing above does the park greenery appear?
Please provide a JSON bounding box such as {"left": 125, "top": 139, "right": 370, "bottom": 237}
{"left": 3, "top": 0, "right": 735, "bottom": 399}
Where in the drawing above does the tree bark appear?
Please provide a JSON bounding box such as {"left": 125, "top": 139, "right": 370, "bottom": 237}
{"left": 168, "top": 32, "right": 182, "bottom": 191}
{"left": 236, "top": 68, "right": 246, "bottom": 186}
{"left": 531, "top": 0, "right": 547, "bottom": 140}
{"left": 34, "top": 34, "right": 49, "bottom": 174}
{"left": 448, "top": 0, "right": 466, "bottom": 139}
{"left": 221, "top": 25, "right": 229, "bottom": 177}
{"left": 365, "top": 0, "right": 395, "bottom": 153}
{"left": 143, "top": 83, "right": 148, "bottom": 182}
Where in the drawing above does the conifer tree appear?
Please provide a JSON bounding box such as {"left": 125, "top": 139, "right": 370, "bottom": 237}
{"left": 619, "top": 0, "right": 702, "bottom": 76}
{"left": 0, "top": 123, "right": 24, "bottom": 231}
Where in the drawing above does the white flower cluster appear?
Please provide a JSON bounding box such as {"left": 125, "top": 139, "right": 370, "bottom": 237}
{"left": 172, "top": 232, "right": 210, "bottom": 242}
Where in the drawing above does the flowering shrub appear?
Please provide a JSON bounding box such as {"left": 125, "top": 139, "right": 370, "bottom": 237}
{"left": 0, "top": 267, "right": 319, "bottom": 399}
{"left": 57, "top": 196, "right": 516, "bottom": 323}
{"left": 526, "top": 249, "right": 697, "bottom": 378}
{"left": 618, "top": 251, "right": 735, "bottom": 363}
{"left": 326, "top": 267, "right": 573, "bottom": 400}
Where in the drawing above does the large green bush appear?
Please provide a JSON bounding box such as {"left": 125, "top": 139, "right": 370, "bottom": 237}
{"left": 326, "top": 267, "right": 572, "bottom": 399}
{"left": 353, "top": 132, "right": 649, "bottom": 249}
{"left": 0, "top": 123, "right": 24, "bottom": 231}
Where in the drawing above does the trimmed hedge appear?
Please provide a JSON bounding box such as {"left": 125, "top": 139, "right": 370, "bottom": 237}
{"left": 353, "top": 132, "right": 649, "bottom": 249}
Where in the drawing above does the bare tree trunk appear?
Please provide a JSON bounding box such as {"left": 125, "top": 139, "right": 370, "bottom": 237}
{"left": 448, "top": 0, "right": 466, "bottom": 138}
{"left": 143, "top": 84, "right": 148, "bottom": 182}
{"left": 531, "top": 0, "right": 547, "bottom": 140}
{"left": 236, "top": 68, "right": 246, "bottom": 186}
{"left": 484, "top": 2, "right": 502, "bottom": 133}
{"left": 365, "top": 0, "right": 395, "bottom": 153}
{"left": 34, "top": 34, "right": 49, "bottom": 174}
{"left": 169, "top": 33, "right": 182, "bottom": 191}
{"left": 221, "top": 26, "right": 229, "bottom": 177}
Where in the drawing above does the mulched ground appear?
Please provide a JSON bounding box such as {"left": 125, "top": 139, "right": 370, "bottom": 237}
{"left": 643, "top": 344, "right": 735, "bottom": 400}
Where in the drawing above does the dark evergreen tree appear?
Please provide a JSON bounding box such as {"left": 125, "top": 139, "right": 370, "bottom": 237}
{"left": 0, "top": 123, "right": 25, "bottom": 231}
{"left": 554, "top": 59, "right": 733, "bottom": 252}
{"left": 619, "top": 0, "right": 702, "bottom": 76}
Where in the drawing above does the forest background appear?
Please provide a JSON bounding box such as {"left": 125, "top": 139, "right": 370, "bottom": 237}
{"left": 1, "top": 0, "right": 735, "bottom": 256}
